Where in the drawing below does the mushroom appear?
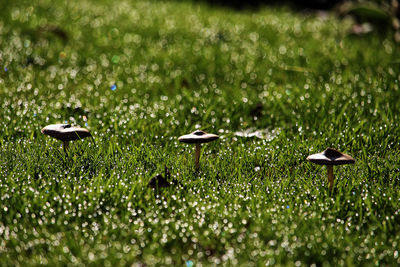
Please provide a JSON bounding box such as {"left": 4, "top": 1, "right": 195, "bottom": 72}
{"left": 41, "top": 124, "right": 92, "bottom": 151}
{"left": 306, "top": 147, "right": 355, "bottom": 191}
{"left": 178, "top": 130, "right": 219, "bottom": 169}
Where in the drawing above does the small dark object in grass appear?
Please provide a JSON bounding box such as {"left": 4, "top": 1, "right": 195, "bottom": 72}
{"left": 148, "top": 174, "right": 170, "bottom": 189}
{"left": 38, "top": 25, "right": 68, "bottom": 42}
{"left": 181, "top": 79, "right": 189, "bottom": 88}
{"left": 307, "top": 148, "right": 355, "bottom": 191}
{"left": 148, "top": 166, "right": 178, "bottom": 190}
{"left": 25, "top": 56, "right": 35, "bottom": 66}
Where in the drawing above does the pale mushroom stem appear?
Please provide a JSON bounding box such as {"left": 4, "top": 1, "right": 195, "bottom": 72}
{"left": 63, "top": 141, "right": 69, "bottom": 152}
{"left": 327, "top": 165, "right": 334, "bottom": 191}
{"left": 195, "top": 144, "right": 201, "bottom": 169}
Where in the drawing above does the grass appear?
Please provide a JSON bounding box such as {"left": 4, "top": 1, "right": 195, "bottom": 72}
{"left": 1, "top": 0, "right": 400, "bottom": 265}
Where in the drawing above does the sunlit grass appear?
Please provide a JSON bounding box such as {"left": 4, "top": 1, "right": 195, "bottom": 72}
{"left": 0, "top": 0, "right": 400, "bottom": 265}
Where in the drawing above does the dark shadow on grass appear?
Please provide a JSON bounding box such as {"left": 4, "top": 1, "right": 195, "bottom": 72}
{"left": 178, "top": 0, "right": 342, "bottom": 11}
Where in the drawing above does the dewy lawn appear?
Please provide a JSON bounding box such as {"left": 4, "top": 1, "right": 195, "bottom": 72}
{"left": 0, "top": 0, "right": 400, "bottom": 265}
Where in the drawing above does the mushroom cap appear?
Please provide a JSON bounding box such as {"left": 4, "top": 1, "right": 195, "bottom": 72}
{"left": 41, "top": 124, "right": 91, "bottom": 141}
{"left": 306, "top": 148, "right": 355, "bottom": 166}
{"left": 178, "top": 130, "right": 219, "bottom": 144}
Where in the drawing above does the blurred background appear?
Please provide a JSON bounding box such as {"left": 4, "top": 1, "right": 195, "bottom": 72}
{"left": 190, "top": 0, "right": 400, "bottom": 39}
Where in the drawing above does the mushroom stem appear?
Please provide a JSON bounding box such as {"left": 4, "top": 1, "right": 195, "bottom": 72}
{"left": 63, "top": 140, "right": 69, "bottom": 152}
{"left": 195, "top": 143, "right": 201, "bottom": 169}
{"left": 327, "top": 165, "right": 334, "bottom": 191}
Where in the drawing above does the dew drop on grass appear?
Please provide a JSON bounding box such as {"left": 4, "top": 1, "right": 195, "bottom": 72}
{"left": 111, "top": 84, "right": 117, "bottom": 91}
{"left": 234, "top": 128, "right": 280, "bottom": 140}
{"left": 59, "top": 51, "right": 67, "bottom": 59}
{"left": 111, "top": 55, "right": 120, "bottom": 64}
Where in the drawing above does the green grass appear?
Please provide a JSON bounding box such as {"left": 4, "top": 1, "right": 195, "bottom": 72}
{"left": 1, "top": 0, "right": 400, "bottom": 265}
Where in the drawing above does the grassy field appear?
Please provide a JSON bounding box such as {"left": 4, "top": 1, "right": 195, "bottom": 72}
{"left": 1, "top": 0, "right": 400, "bottom": 265}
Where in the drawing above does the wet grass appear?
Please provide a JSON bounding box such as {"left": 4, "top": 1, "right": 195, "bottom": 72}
{"left": 1, "top": 0, "right": 400, "bottom": 266}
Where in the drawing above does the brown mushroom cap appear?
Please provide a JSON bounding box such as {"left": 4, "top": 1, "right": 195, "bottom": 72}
{"left": 306, "top": 148, "right": 355, "bottom": 166}
{"left": 178, "top": 130, "right": 219, "bottom": 144}
{"left": 41, "top": 124, "right": 91, "bottom": 141}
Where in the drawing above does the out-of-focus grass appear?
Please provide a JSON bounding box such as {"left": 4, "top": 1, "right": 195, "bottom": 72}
{"left": 0, "top": 0, "right": 400, "bottom": 265}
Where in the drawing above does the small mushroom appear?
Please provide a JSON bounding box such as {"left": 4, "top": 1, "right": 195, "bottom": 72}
{"left": 41, "top": 124, "right": 92, "bottom": 151}
{"left": 307, "top": 148, "right": 355, "bottom": 191}
{"left": 148, "top": 174, "right": 171, "bottom": 189}
{"left": 178, "top": 130, "right": 219, "bottom": 169}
